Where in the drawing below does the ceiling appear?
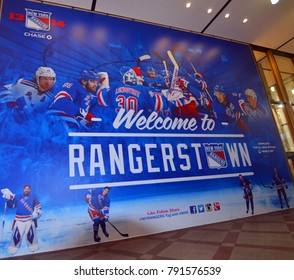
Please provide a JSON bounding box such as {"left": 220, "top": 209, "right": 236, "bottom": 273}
{"left": 34, "top": 0, "right": 294, "bottom": 55}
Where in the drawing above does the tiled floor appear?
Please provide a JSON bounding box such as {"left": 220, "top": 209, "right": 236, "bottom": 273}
{"left": 6, "top": 208, "right": 294, "bottom": 260}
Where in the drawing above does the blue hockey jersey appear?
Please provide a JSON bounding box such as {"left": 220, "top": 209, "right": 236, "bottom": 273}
{"left": 50, "top": 80, "right": 95, "bottom": 117}
{"left": 214, "top": 93, "right": 245, "bottom": 127}
{"left": 7, "top": 193, "right": 41, "bottom": 218}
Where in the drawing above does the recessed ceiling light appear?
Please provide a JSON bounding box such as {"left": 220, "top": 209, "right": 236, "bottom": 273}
{"left": 207, "top": 8, "right": 212, "bottom": 14}
{"left": 271, "top": 0, "right": 279, "bottom": 4}
{"left": 243, "top": 18, "right": 248, "bottom": 23}
{"left": 186, "top": 2, "right": 191, "bottom": 8}
{"left": 225, "top": 13, "right": 230, "bottom": 19}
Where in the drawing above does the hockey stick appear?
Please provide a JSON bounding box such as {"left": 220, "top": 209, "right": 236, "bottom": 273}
{"left": 108, "top": 220, "right": 129, "bottom": 237}
{"left": 136, "top": 54, "right": 151, "bottom": 66}
{"left": 1, "top": 202, "right": 7, "bottom": 243}
{"left": 167, "top": 50, "right": 179, "bottom": 89}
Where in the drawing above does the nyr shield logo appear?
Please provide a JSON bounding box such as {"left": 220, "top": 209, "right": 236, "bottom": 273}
{"left": 204, "top": 143, "right": 227, "bottom": 169}
{"left": 25, "top": 9, "right": 51, "bottom": 31}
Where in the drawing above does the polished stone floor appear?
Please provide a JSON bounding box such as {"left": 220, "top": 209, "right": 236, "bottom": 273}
{"left": 6, "top": 207, "right": 294, "bottom": 260}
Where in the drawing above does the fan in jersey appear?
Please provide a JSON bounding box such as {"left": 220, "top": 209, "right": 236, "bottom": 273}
{"left": 96, "top": 67, "right": 167, "bottom": 115}
{"left": 0, "top": 66, "right": 57, "bottom": 116}
{"left": 47, "top": 69, "right": 99, "bottom": 131}
{"left": 1, "top": 185, "right": 42, "bottom": 255}
{"left": 213, "top": 85, "right": 250, "bottom": 132}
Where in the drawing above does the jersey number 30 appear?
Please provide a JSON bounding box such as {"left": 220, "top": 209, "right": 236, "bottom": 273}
{"left": 116, "top": 95, "right": 138, "bottom": 113}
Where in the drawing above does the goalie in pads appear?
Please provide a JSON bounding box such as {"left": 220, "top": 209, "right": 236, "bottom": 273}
{"left": 1, "top": 185, "right": 42, "bottom": 255}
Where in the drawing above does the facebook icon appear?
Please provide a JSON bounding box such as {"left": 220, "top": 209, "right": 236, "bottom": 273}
{"left": 190, "top": 205, "right": 197, "bottom": 214}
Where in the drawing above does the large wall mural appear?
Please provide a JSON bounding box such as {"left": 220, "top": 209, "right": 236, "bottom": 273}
{"left": 0, "top": 0, "right": 292, "bottom": 258}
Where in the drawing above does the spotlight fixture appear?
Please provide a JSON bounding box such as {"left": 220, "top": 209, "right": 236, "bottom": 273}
{"left": 207, "top": 8, "right": 212, "bottom": 14}
{"left": 243, "top": 18, "right": 248, "bottom": 23}
{"left": 271, "top": 0, "right": 279, "bottom": 4}
{"left": 186, "top": 2, "right": 191, "bottom": 8}
{"left": 225, "top": 13, "right": 230, "bottom": 19}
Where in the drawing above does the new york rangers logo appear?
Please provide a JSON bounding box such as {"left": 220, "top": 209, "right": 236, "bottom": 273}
{"left": 204, "top": 143, "right": 227, "bottom": 169}
{"left": 25, "top": 9, "right": 52, "bottom": 31}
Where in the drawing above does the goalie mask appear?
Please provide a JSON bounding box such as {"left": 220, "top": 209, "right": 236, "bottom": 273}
{"left": 122, "top": 67, "right": 144, "bottom": 85}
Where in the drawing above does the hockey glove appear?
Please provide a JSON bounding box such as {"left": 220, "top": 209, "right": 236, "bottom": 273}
{"left": 179, "top": 79, "right": 190, "bottom": 90}
{"left": 85, "top": 193, "right": 91, "bottom": 203}
{"left": 75, "top": 109, "right": 96, "bottom": 125}
{"left": 1, "top": 188, "right": 15, "bottom": 200}
{"left": 84, "top": 112, "right": 96, "bottom": 124}
{"left": 104, "top": 214, "right": 109, "bottom": 222}
{"left": 32, "top": 206, "right": 42, "bottom": 220}
{"left": 194, "top": 72, "right": 204, "bottom": 80}
{"left": 97, "top": 72, "right": 110, "bottom": 89}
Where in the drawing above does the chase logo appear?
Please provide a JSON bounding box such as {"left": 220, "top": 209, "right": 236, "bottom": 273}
{"left": 25, "top": 9, "right": 52, "bottom": 31}
{"left": 189, "top": 205, "right": 197, "bottom": 214}
{"left": 197, "top": 204, "right": 205, "bottom": 213}
{"left": 203, "top": 143, "right": 227, "bottom": 169}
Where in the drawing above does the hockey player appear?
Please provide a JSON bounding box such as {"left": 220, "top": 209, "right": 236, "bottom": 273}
{"left": 85, "top": 187, "right": 110, "bottom": 242}
{"left": 0, "top": 66, "right": 56, "bottom": 116}
{"left": 143, "top": 66, "right": 169, "bottom": 90}
{"left": 1, "top": 185, "right": 42, "bottom": 255}
{"left": 272, "top": 167, "right": 290, "bottom": 209}
{"left": 48, "top": 69, "right": 99, "bottom": 130}
{"left": 243, "top": 88, "right": 268, "bottom": 122}
{"left": 213, "top": 85, "right": 250, "bottom": 132}
{"left": 239, "top": 174, "right": 254, "bottom": 215}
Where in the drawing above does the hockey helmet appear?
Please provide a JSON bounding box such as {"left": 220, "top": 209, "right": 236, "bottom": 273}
{"left": 35, "top": 66, "right": 56, "bottom": 91}
{"left": 213, "top": 85, "right": 226, "bottom": 95}
{"left": 122, "top": 67, "right": 144, "bottom": 85}
{"left": 36, "top": 66, "right": 56, "bottom": 81}
{"left": 79, "top": 70, "right": 99, "bottom": 82}
{"left": 146, "top": 66, "right": 156, "bottom": 73}
{"left": 245, "top": 88, "right": 257, "bottom": 99}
